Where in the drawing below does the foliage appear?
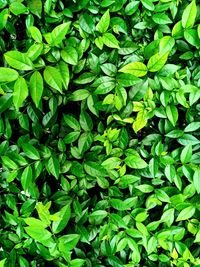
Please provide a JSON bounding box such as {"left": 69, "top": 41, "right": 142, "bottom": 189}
{"left": 0, "top": 0, "right": 200, "bottom": 266}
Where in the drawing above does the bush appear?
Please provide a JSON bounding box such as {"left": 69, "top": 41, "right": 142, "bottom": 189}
{"left": 0, "top": 0, "right": 200, "bottom": 266}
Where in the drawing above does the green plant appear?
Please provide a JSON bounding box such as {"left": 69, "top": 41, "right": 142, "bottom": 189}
{"left": 0, "top": 0, "right": 200, "bottom": 266}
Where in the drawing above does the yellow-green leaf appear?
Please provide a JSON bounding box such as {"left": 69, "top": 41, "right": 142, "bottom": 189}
{"left": 96, "top": 9, "right": 110, "bottom": 33}
{"left": 147, "top": 52, "right": 168, "bottom": 72}
{"left": 133, "top": 110, "right": 148, "bottom": 133}
{"left": 119, "top": 62, "right": 147, "bottom": 77}
{"left": 182, "top": 0, "right": 197, "bottom": 28}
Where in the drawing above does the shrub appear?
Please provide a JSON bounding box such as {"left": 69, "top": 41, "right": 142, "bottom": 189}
{"left": 0, "top": 0, "right": 200, "bottom": 266}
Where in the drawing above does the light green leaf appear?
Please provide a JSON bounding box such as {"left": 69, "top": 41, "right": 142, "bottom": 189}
{"left": 0, "top": 67, "right": 18, "bottom": 83}
{"left": 70, "top": 89, "right": 90, "bottom": 101}
{"left": 133, "top": 110, "right": 148, "bottom": 133}
{"left": 9, "top": 2, "right": 27, "bottom": 15}
{"left": 102, "top": 33, "right": 120, "bottom": 49}
{"left": 28, "top": 0, "right": 42, "bottom": 18}
{"left": 159, "top": 36, "right": 175, "bottom": 55}
{"left": 13, "top": 77, "right": 28, "bottom": 110}
{"left": 182, "top": 0, "right": 197, "bottom": 28}
{"left": 4, "top": 51, "right": 34, "bottom": 70}
{"left": 58, "top": 234, "right": 80, "bottom": 251}
{"left": 52, "top": 203, "right": 71, "bottom": 234}
{"left": 147, "top": 52, "right": 169, "bottom": 72}
{"left": 125, "top": 155, "right": 148, "bottom": 169}
{"left": 25, "top": 226, "right": 52, "bottom": 242}
{"left": 135, "top": 184, "right": 154, "bottom": 193}
{"left": 152, "top": 13, "right": 172, "bottom": 24}
{"left": 30, "top": 71, "right": 43, "bottom": 108}
{"left": 29, "top": 26, "right": 42, "bottom": 43}
{"left": 0, "top": 259, "right": 6, "bottom": 267}
{"left": 51, "top": 22, "right": 71, "bottom": 45}
{"left": 184, "top": 122, "right": 200, "bottom": 132}
{"left": 44, "top": 66, "right": 63, "bottom": 93}
{"left": 176, "top": 206, "right": 195, "bottom": 221}
{"left": 180, "top": 144, "right": 192, "bottom": 164}
{"left": 61, "top": 46, "right": 78, "bottom": 65}
{"left": 141, "top": 0, "right": 154, "bottom": 11}
{"left": 24, "top": 217, "right": 48, "bottom": 228}
{"left": 119, "top": 62, "right": 147, "bottom": 77}
{"left": 96, "top": 9, "right": 110, "bottom": 33}
{"left": 193, "top": 169, "right": 200, "bottom": 194}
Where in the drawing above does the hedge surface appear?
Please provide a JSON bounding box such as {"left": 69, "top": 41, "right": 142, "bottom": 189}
{"left": 0, "top": 0, "right": 200, "bottom": 266}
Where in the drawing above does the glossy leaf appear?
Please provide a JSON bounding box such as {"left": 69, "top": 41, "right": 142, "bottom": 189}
{"left": 29, "top": 71, "right": 43, "bottom": 108}
{"left": 119, "top": 62, "right": 147, "bottom": 77}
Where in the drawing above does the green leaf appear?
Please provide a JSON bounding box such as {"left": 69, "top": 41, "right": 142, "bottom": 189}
{"left": 159, "top": 36, "right": 175, "bottom": 55}
{"left": 89, "top": 210, "right": 107, "bottom": 224}
{"left": 24, "top": 217, "right": 48, "bottom": 228}
{"left": 52, "top": 203, "right": 71, "bottom": 234}
{"left": 9, "top": 2, "right": 27, "bottom": 15}
{"left": 28, "top": 0, "right": 42, "bottom": 18}
{"left": 29, "top": 71, "right": 43, "bottom": 108}
{"left": 119, "top": 62, "right": 147, "bottom": 77}
{"left": 4, "top": 51, "right": 34, "bottom": 70}
{"left": 0, "top": 259, "right": 6, "bottom": 267}
{"left": 79, "top": 13, "right": 95, "bottom": 34}
{"left": 0, "top": 9, "right": 9, "bottom": 31}
{"left": 61, "top": 46, "right": 78, "bottom": 65}
{"left": 152, "top": 13, "right": 172, "bottom": 24}
{"left": 125, "top": 1, "right": 140, "bottom": 15}
{"left": 0, "top": 93, "right": 13, "bottom": 113}
{"left": 1, "top": 155, "right": 18, "bottom": 169}
{"left": 71, "top": 89, "right": 90, "bottom": 101}
{"left": 180, "top": 144, "right": 192, "bottom": 164}
{"left": 48, "top": 156, "right": 60, "bottom": 179}
{"left": 96, "top": 9, "right": 110, "bottom": 33}
{"left": 84, "top": 161, "right": 106, "bottom": 177}
{"left": 58, "top": 61, "right": 70, "bottom": 90}
{"left": 133, "top": 110, "right": 148, "bottom": 133}
{"left": 166, "top": 105, "right": 178, "bottom": 127}
{"left": 176, "top": 206, "right": 195, "bottom": 221}
{"left": 79, "top": 111, "right": 93, "bottom": 131}
{"left": 193, "top": 169, "right": 200, "bottom": 194}
{"left": 125, "top": 155, "right": 148, "bottom": 169}
{"left": 184, "top": 122, "right": 200, "bottom": 132}
{"left": 22, "top": 143, "right": 40, "bottom": 160}
{"left": 0, "top": 67, "right": 18, "bottom": 83}
{"left": 24, "top": 226, "right": 52, "bottom": 242}
{"left": 29, "top": 26, "right": 42, "bottom": 43}
{"left": 58, "top": 234, "right": 80, "bottom": 251}
{"left": 21, "top": 166, "right": 33, "bottom": 192}
{"left": 182, "top": 0, "right": 197, "bottom": 28}
{"left": 147, "top": 52, "right": 169, "bottom": 72}
{"left": 63, "top": 114, "right": 80, "bottom": 131}
{"left": 141, "top": 0, "right": 154, "bottom": 11}
{"left": 51, "top": 22, "right": 71, "bottom": 46}
{"left": 102, "top": 33, "right": 120, "bottom": 49}
{"left": 135, "top": 184, "right": 154, "bottom": 193}
{"left": 13, "top": 77, "right": 28, "bottom": 110}
{"left": 44, "top": 66, "right": 63, "bottom": 93}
